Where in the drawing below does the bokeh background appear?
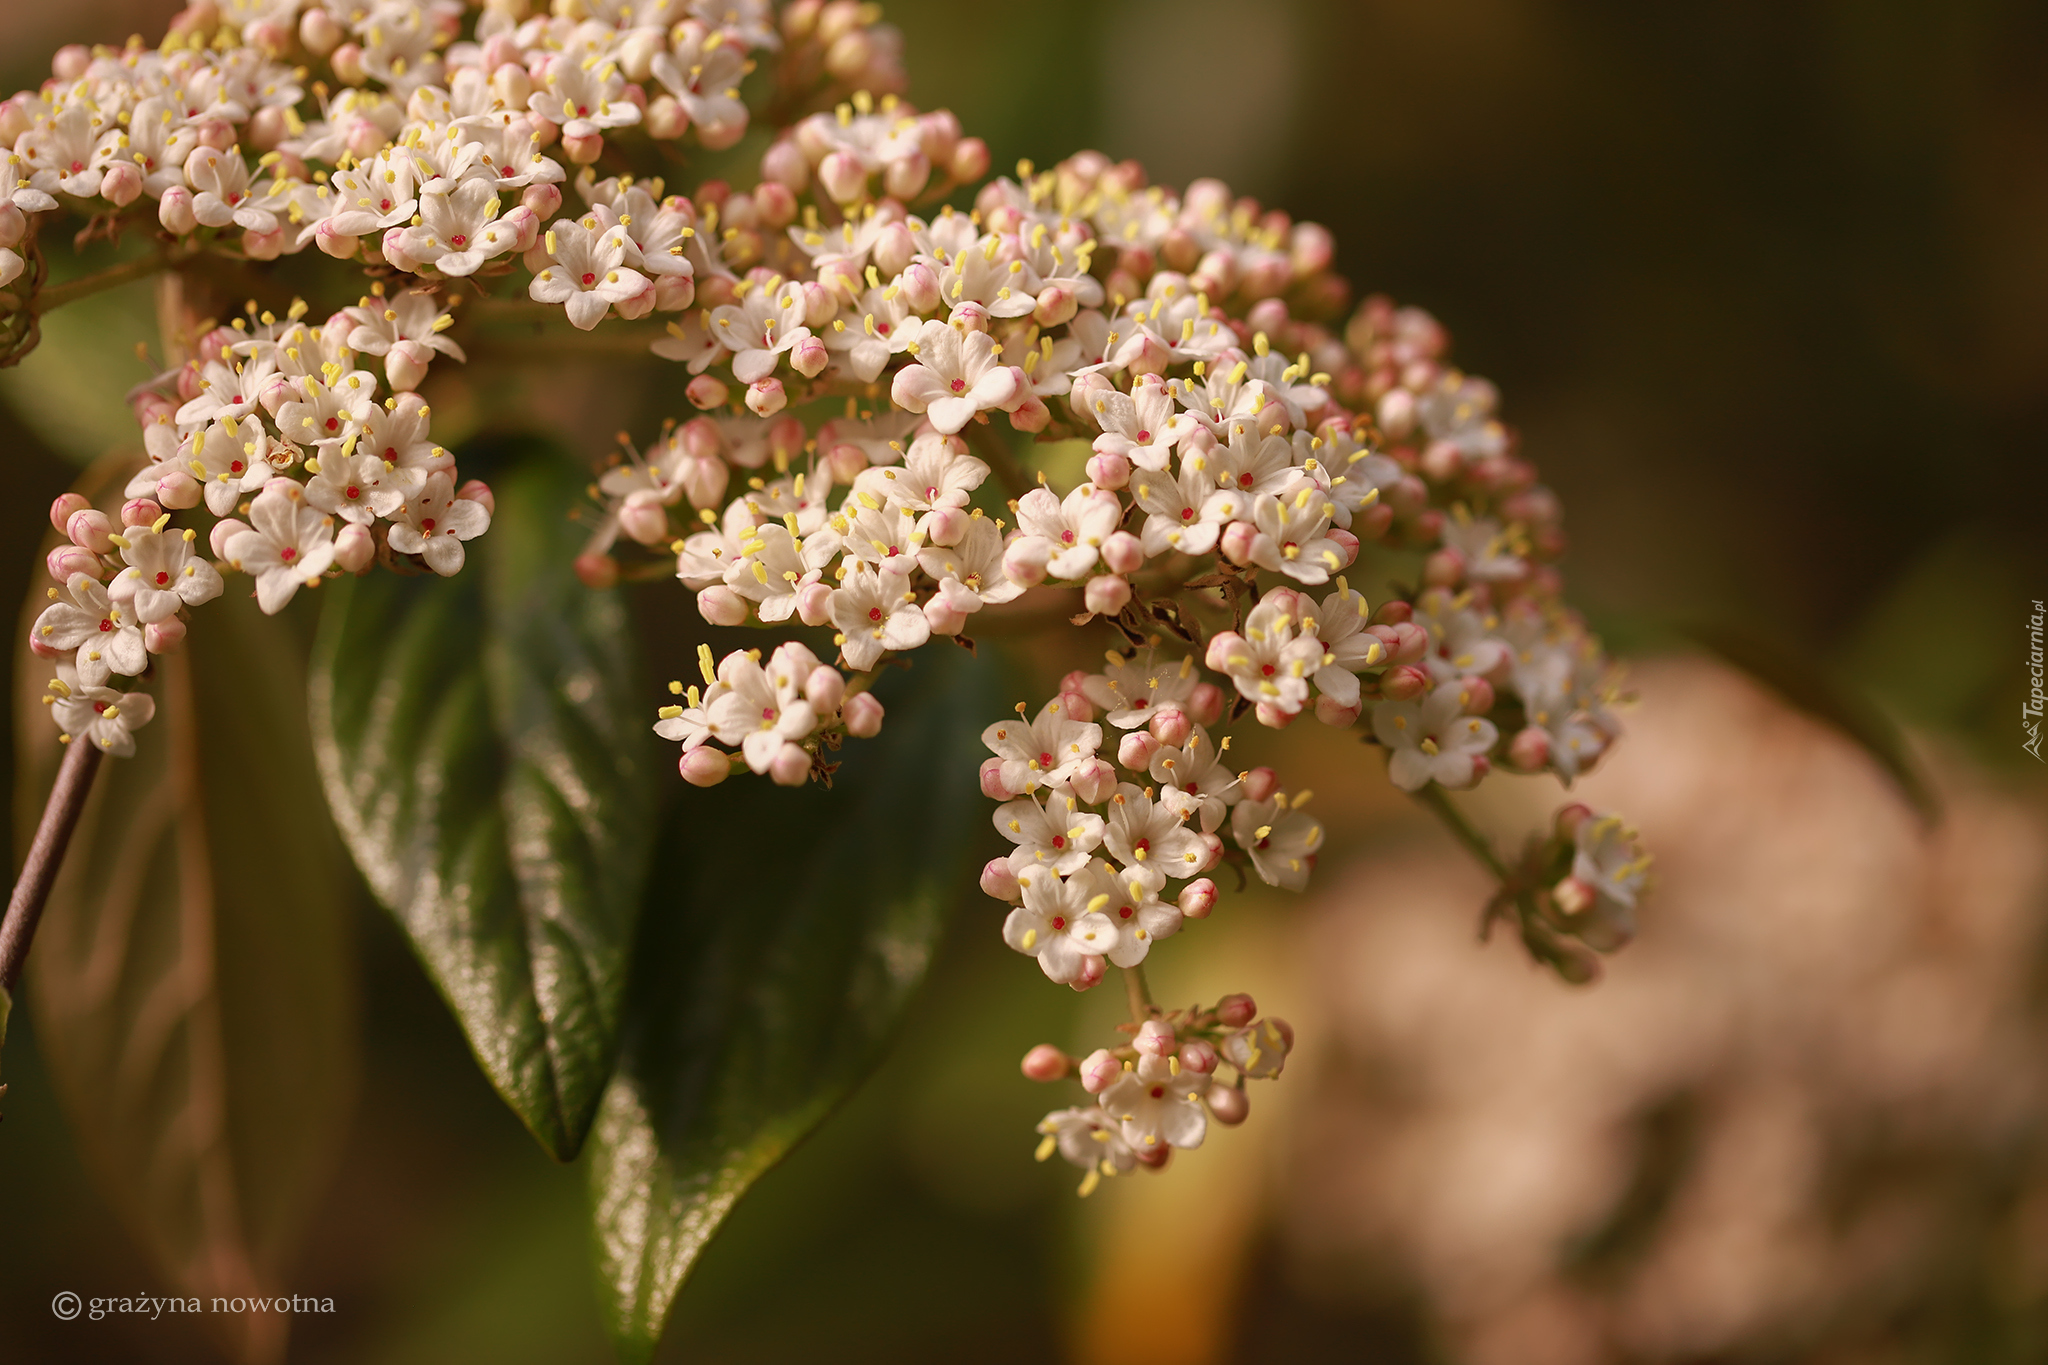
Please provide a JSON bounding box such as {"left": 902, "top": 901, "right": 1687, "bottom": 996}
{"left": 2, "top": 1, "right": 2045, "bottom": 1361}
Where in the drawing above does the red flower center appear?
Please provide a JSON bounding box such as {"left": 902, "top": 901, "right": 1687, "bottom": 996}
{"left": 97, "top": 618, "right": 113, "bottom": 632}
{"left": 450, "top": 234, "right": 467, "bottom": 246}
{"left": 1118, "top": 905, "right": 1133, "bottom": 919}
{"left": 1149, "top": 1086, "right": 1164, "bottom": 1099}
{"left": 281, "top": 547, "right": 297, "bottom": 562}
{"left": 229, "top": 460, "right": 245, "bottom": 473}
{"left": 154, "top": 571, "right": 169, "bottom": 585}
{"left": 1050, "top": 834, "right": 1066, "bottom": 849}
{"left": 346, "top": 485, "right": 360, "bottom": 499}
{"left": 1051, "top": 916, "right": 1066, "bottom": 931}
{"left": 949, "top": 378, "right": 965, "bottom": 393}
{"left": 867, "top": 606, "right": 882, "bottom": 622}
{"left": 325, "top": 417, "right": 340, "bottom": 431}
{"left": 581, "top": 272, "right": 596, "bottom": 286}
{"left": 421, "top": 518, "right": 437, "bottom": 532}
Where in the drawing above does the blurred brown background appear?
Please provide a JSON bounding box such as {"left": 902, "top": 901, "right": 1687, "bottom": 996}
{"left": 1, "top": 2, "right": 2044, "bottom": 1361}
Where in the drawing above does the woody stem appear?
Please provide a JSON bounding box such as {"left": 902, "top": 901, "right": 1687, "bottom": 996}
{"left": 0, "top": 740, "right": 103, "bottom": 998}
{"left": 1410, "top": 783, "right": 1512, "bottom": 884}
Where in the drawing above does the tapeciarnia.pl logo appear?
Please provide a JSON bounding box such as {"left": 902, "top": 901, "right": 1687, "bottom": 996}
{"left": 2026, "top": 599, "right": 2044, "bottom": 762}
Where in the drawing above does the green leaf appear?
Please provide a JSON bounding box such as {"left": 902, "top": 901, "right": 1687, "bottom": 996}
{"left": 12, "top": 506, "right": 357, "bottom": 1365}
{"left": 309, "top": 446, "right": 657, "bottom": 1161}
{"left": 589, "top": 649, "right": 996, "bottom": 1360}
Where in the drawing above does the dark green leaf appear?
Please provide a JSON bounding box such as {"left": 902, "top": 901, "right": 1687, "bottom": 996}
{"left": 309, "top": 446, "right": 657, "bottom": 1160}
{"left": 11, "top": 479, "right": 357, "bottom": 1365}
{"left": 589, "top": 650, "right": 996, "bottom": 1360}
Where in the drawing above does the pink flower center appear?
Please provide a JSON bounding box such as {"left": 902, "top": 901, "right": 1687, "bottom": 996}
{"left": 451, "top": 234, "right": 466, "bottom": 246}
{"left": 1149, "top": 1086, "right": 1164, "bottom": 1099}
{"left": 1238, "top": 473, "right": 1254, "bottom": 488}
{"left": 97, "top": 618, "right": 113, "bottom": 632}
{"left": 1180, "top": 507, "right": 1195, "bottom": 521}
{"left": 1050, "top": 834, "right": 1066, "bottom": 849}
{"left": 346, "top": 485, "right": 360, "bottom": 499}
{"left": 93, "top": 700, "right": 108, "bottom": 714}
{"left": 1038, "top": 751, "right": 1053, "bottom": 766}
{"left": 229, "top": 460, "right": 245, "bottom": 473}
{"left": 68, "top": 160, "right": 83, "bottom": 173}
{"left": 421, "top": 518, "right": 437, "bottom": 532}
{"left": 1133, "top": 838, "right": 1151, "bottom": 856}
{"left": 325, "top": 418, "right": 340, "bottom": 432}
{"left": 1118, "top": 904, "right": 1133, "bottom": 919}
{"left": 949, "top": 378, "right": 965, "bottom": 393}
{"left": 1060, "top": 530, "right": 1075, "bottom": 544}
{"left": 582, "top": 272, "right": 597, "bottom": 286}
{"left": 281, "top": 547, "right": 297, "bottom": 562}
{"left": 1136, "top": 430, "right": 1150, "bottom": 441}
{"left": 1051, "top": 916, "right": 1066, "bottom": 931}
{"left": 155, "top": 571, "right": 169, "bottom": 585}
{"left": 867, "top": 606, "right": 882, "bottom": 622}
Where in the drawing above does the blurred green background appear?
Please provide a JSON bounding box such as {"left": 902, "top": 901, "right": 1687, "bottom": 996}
{"left": 1, "top": 2, "right": 2043, "bottom": 1361}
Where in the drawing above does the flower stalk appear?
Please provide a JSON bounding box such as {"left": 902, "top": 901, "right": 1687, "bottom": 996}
{"left": 0, "top": 738, "right": 103, "bottom": 998}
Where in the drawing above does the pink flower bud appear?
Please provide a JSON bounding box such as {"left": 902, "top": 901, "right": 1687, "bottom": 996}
{"left": 1118, "top": 730, "right": 1160, "bottom": 771}
{"left": 1193, "top": 831, "right": 1225, "bottom": 872}
{"left": 1083, "top": 574, "right": 1130, "bottom": 616}
{"left": 843, "top": 692, "right": 885, "bottom": 738}
{"left": 680, "top": 745, "right": 730, "bottom": 787}
{"left": 1253, "top": 701, "right": 1296, "bottom": 730}
{"left": 979, "top": 856, "right": 1021, "bottom": 902}
{"left": 1133, "top": 1140, "right": 1171, "bottom": 1168}
{"left": 1206, "top": 1084, "right": 1250, "bottom": 1126}
{"left": 156, "top": 470, "right": 202, "bottom": 510}
{"left": 1072, "top": 952, "right": 1106, "bottom": 992}
{"left": 99, "top": 161, "right": 142, "bottom": 207}
{"left": 50, "top": 41, "right": 87, "bottom": 77}
{"left": 209, "top": 518, "right": 249, "bottom": 560}
{"left": 745, "top": 377, "right": 787, "bottom": 417}
{"left": 1314, "top": 695, "right": 1362, "bottom": 728}
{"left": 824, "top": 28, "right": 874, "bottom": 80}
{"left": 300, "top": 5, "right": 343, "bottom": 53}
{"left": 1134, "top": 1020, "right": 1177, "bottom": 1057}
{"left": 1504, "top": 726, "right": 1552, "bottom": 772}
{"left": 47, "top": 545, "right": 100, "bottom": 582}
{"left": 1007, "top": 390, "right": 1050, "bottom": 433}
{"left": 761, "top": 139, "right": 808, "bottom": 190}
{"left": 1215, "top": 993, "right": 1257, "bottom": 1028}
{"left": 788, "top": 334, "right": 829, "bottom": 379}
{"left": 159, "top": 187, "right": 197, "bottom": 235}
{"left": 695, "top": 584, "right": 749, "bottom": 626}
{"left": 0, "top": 201, "right": 25, "bottom": 249}
{"left": 144, "top": 616, "right": 186, "bottom": 654}
{"left": 1020, "top": 1044, "right": 1069, "bottom": 1082}
{"left": 1188, "top": 682, "right": 1224, "bottom": 727}
{"left": 1219, "top": 519, "right": 1259, "bottom": 566}
{"left": 1327, "top": 527, "right": 1360, "bottom": 568}
{"left": 574, "top": 551, "right": 620, "bottom": 589}
{"left": 520, "top": 183, "right": 563, "bottom": 221}
{"left": 1083, "top": 533, "right": 1139, "bottom": 580}
{"left": 794, "top": 667, "right": 841, "bottom": 716}
{"left": 378, "top": 337, "right": 431, "bottom": 392}
{"left": 1423, "top": 548, "right": 1465, "bottom": 588}
{"left": 1002, "top": 536, "right": 1051, "bottom": 588}
{"left": 618, "top": 495, "right": 670, "bottom": 546}
{"left": 752, "top": 180, "right": 798, "bottom": 231}
{"left": 1030, "top": 283, "right": 1078, "bottom": 328}
{"left": 1069, "top": 756, "right": 1117, "bottom": 805}
{"left": 1179, "top": 1038, "right": 1219, "bottom": 1074}
{"left": 768, "top": 741, "right": 812, "bottom": 787}
{"left": 1456, "top": 676, "right": 1496, "bottom": 715}
{"left": 310, "top": 220, "right": 359, "bottom": 260}
{"left": 67, "top": 509, "right": 113, "bottom": 553}
{"left": 242, "top": 223, "right": 288, "bottom": 262}
{"left": 1379, "top": 664, "right": 1430, "bottom": 701}
{"left": 119, "top": 498, "right": 160, "bottom": 528}
{"left": 898, "top": 260, "right": 942, "bottom": 313}
{"left": 1078, "top": 1048, "right": 1121, "bottom": 1094}
{"left": 872, "top": 221, "right": 916, "bottom": 278}
{"left": 1554, "top": 804, "right": 1593, "bottom": 842}
{"left": 28, "top": 635, "right": 60, "bottom": 660}
{"left": 883, "top": 150, "right": 930, "bottom": 200}
{"left": 923, "top": 593, "right": 968, "bottom": 636}
{"left": 1202, "top": 632, "right": 1246, "bottom": 675}
{"left": 330, "top": 522, "right": 374, "bottom": 574}
{"left": 950, "top": 137, "right": 990, "bottom": 183}
{"left": 686, "top": 375, "right": 730, "bottom": 410}
{"left": 380, "top": 228, "right": 423, "bottom": 273}
{"left": 1178, "top": 879, "right": 1218, "bottom": 919}
{"left": 919, "top": 504, "right": 967, "bottom": 547}
{"left": 795, "top": 579, "right": 835, "bottom": 627}
{"left": 642, "top": 92, "right": 689, "bottom": 139}
{"left": 1241, "top": 767, "right": 1280, "bottom": 804}
{"left": 1149, "top": 706, "right": 1192, "bottom": 748}
{"left": 557, "top": 127, "right": 602, "bottom": 165}
{"left": 818, "top": 442, "right": 863, "bottom": 485}
{"left": 817, "top": 150, "right": 868, "bottom": 204}
{"left": 1085, "top": 450, "right": 1131, "bottom": 490}
{"left": 50, "top": 493, "right": 90, "bottom": 534}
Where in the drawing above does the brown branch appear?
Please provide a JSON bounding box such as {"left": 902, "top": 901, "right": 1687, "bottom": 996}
{"left": 0, "top": 739, "right": 104, "bottom": 997}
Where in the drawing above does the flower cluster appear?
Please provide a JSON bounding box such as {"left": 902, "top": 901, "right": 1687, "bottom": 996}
{"left": 655, "top": 638, "right": 882, "bottom": 787}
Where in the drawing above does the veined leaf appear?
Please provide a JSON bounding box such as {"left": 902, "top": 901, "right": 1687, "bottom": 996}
{"left": 590, "top": 649, "right": 996, "bottom": 1361}
{"left": 11, "top": 478, "right": 357, "bottom": 1365}
{"left": 309, "top": 445, "right": 656, "bottom": 1160}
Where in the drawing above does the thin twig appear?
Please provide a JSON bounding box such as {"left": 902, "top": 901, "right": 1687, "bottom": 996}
{"left": 25, "top": 247, "right": 183, "bottom": 315}
{"left": 0, "top": 740, "right": 104, "bottom": 996}
{"left": 1409, "top": 784, "right": 1511, "bottom": 883}
{"left": 1123, "top": 963, "right": 1154, "bottom": 1023}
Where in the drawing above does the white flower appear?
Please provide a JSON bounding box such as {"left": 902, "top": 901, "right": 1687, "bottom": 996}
{"left": 1203, "top": 589, "right": 1326, "bottom": 717}
{"left": 224, "top": 484, "right": 337, "bottom": 614}
{"left": 724, "top": 523, "right": 816, "bottom": 623}
{"left": 275, "top": 372, "right": 378, "bottom": 454}
{"left": 1078, "top": 651, "right": 1199, "bottom": 729}
{"left": 648, "top": 21, "right": 750, "bottom": 146}
{"left": 829, "top": 563, "right": 929, "bottom": 671}
{"left": 1565, "top": 811, "right": 1651, "bottom": 948}
{"left": 853, "top": 434, "right": 987, "bottom": 514}
{"left": 304, "top": 449, "right": 400, "bottom": 525}
{"left": 1247, "top": 482, "right": 1347, "bottom": 585}
{"left": 1228, "top": 796, "right": 1325, "bottom": 891}
{"left": 354, "top": 393, "right": 451, "bottom": 496}
{"left": 530, "top": 50, "right": 640, "bottom": 136}
{"left": 44, "top": 664, "right": 155, "bottom": 757}
{"left": 1101, "top": 783, "right": 1205, "bottom": 879}
{"left": 914, "top": 513, "right": 1023, "bottom": 608}
{"left": 1147, "top": 727, "right": 1239, "bottom": 833}
{"left": 703, "top": 645, "right": 820, "bottom": 773}
{"left": 1087, "top": 377, "right": 1181, "bottom": 472}
{"left": 1414, "top": 588, "right": 1511, "bottom": 684}
{"left": 1371, "top": 685, "right": 1498, "bottom": 791}
{"left": 982, "top": 699, "right": 1102, "bottom": 796}
{"left": 1069, "top": 860, "right": 1182, "bottom": 967}
{"left": 1295, "top": 580, "right": 1384, "bottom": 709}
{"left": 312, "top": 147, "right": 419, "bottom": 240}
{"left": 183, "top": 144, "right": 275, "bottom": 232}
{"left": 1100, "top": 1053, "right": 1207, "bottom": 1152}
{"left": 387, "top": 472, "right": 491, "bottom": 576}
{"left": 993, "top": 793, "right": 1105, "bottom": 877}
{"left": 395, "top": 180, "right": 525, "bottom": 277}
{"left": 1036, "top": 1106, "right": 1137, "bottom": 1188}
{"left": 529, "top": 218, "right": 650, "bottom": 330}
{"left": 33, "top": 573, "right": 148, "bottom": 687}
{"left": 889, "top": 320, "right": 1019, "bottom": 435}
{"left": 1132, "top": 448, "right": 1242, "bottom": 558}
{"left": 1002, "top": 866, "right": 1119, "bottom": 984}
{"left": 708, "top": 278, "right": 814, "bottom": 382}
{"left": 1011, "top": 484, "right": 1123, "bottom": 582}
{"left": 108, "top": 525, "right": 223, "bottom": 623}
{"left": 1220, "top": 1018, "right": 1292, "bottom": 1078}
{"left": 1417, "top": 371, "right": 1507, "bottom": 459}
{"left": 1208, "top": 416, "right": 1300, "bottom": 498}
